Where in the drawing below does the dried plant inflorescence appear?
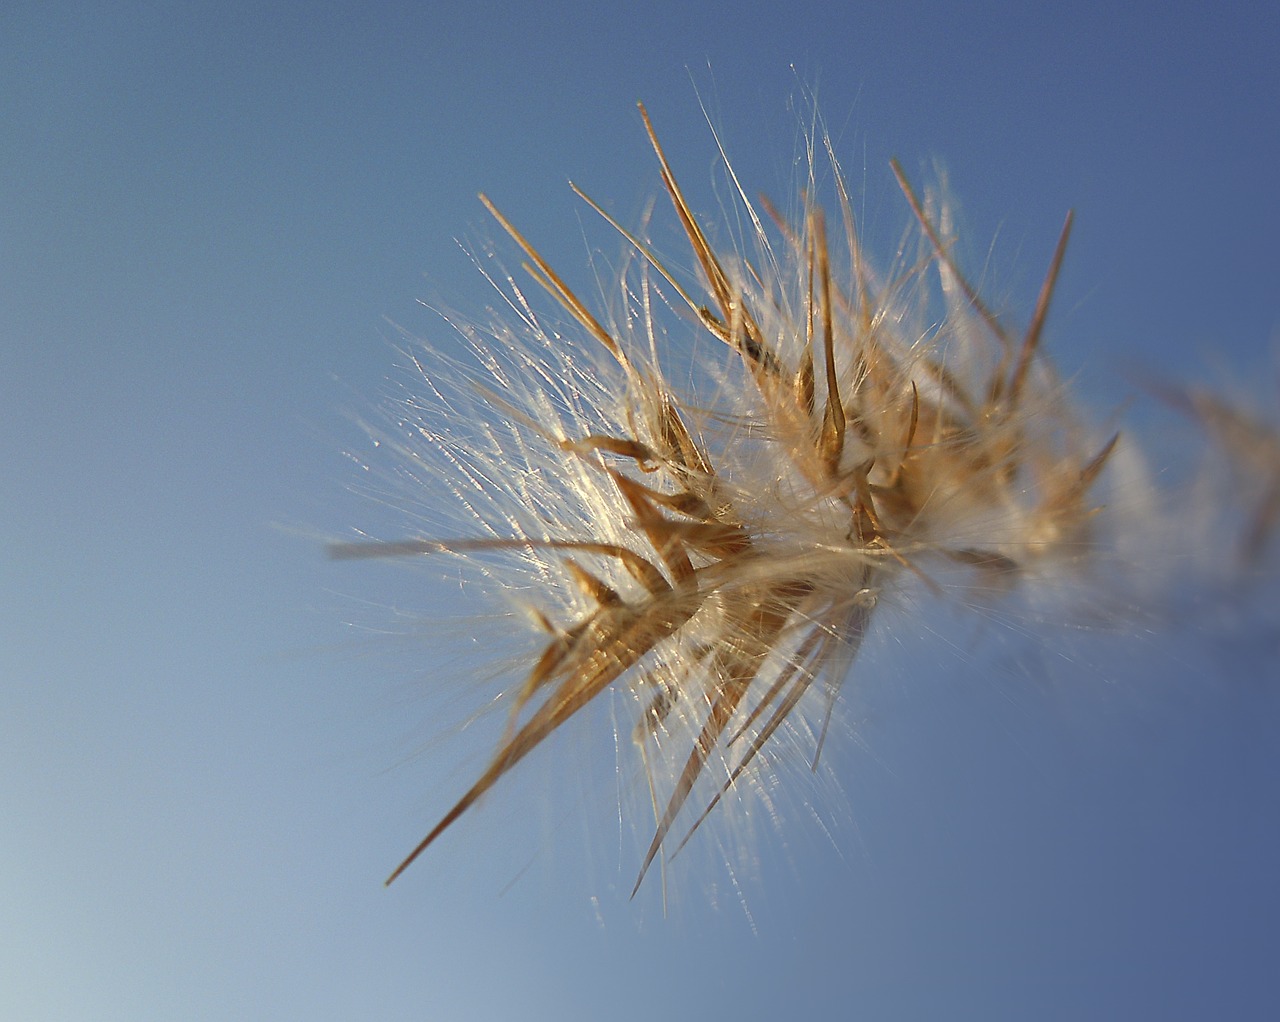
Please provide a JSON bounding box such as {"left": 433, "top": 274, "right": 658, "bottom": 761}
{"left": 333, "top": 103, "right": 1138, "bottom": 894}
{"left": 1161, "top": 382, "right": 1280, "bottom": 568}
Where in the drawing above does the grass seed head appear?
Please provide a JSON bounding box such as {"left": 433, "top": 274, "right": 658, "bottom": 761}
{"left": 336, "top": 102, "right": 1161, "bottom": 896}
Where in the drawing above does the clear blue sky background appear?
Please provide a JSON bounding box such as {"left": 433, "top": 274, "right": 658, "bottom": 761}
{"left": 3, "top": 2, "right": 1277, "bottom": 1019}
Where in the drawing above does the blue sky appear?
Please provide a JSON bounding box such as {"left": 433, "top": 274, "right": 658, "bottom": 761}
{"left": 3, "top": 1, "right": 1277, "bottom": 1018}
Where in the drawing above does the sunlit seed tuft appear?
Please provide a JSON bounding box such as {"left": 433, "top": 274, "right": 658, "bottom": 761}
{"left": 332, "top": 102, "right": 1273, "bottom": 896}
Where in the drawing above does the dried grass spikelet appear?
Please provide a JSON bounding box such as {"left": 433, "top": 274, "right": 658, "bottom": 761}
{"left": 332, "top": 103, "right": 1124, "bottom": 894}
{"left": 1159, "top": 380, "right": 1280, "bottom": 567}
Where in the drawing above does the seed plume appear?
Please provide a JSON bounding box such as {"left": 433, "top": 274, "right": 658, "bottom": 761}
{"left": 335, "top": 103, "right": 1166, "bottom": 894}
